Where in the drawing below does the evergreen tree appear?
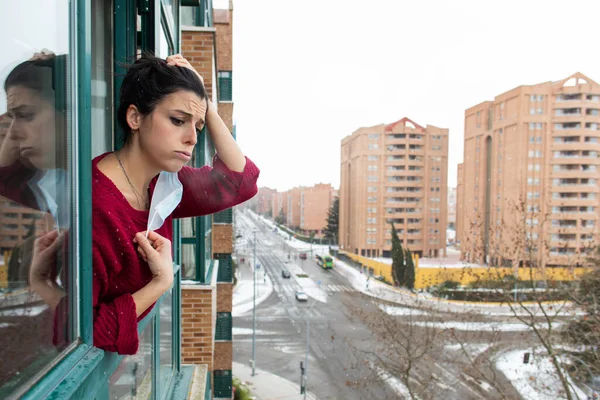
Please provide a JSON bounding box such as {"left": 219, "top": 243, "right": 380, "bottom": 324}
{"left": 324, "top": 197, "right": 339, "bottom": 244}
{"left": 275, "top": 208, "right": 285, "bottom": 225}
{"left": 404, "top": 248, "right": 416, "bottom": 290}
{"left": 391, "top": 222, "right": 405, "bottom": 286}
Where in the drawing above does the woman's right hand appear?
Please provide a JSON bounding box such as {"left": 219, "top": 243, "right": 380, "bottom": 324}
{"left": 134, "top": 231, "right": 174, "bottom": 288}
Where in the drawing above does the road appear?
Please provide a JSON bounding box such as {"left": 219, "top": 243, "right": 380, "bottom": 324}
{"left": 234, "top": 211, "right": 389, "bottom": 399}
{"left": 233, "top": 210, "right": 529, "bottom": 399}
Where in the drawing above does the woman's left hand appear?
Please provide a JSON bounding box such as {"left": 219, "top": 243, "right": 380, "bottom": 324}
{"left": 166, "top": 54, "right": 204, "bottom": 85}
{"left": 30, "top": 229, "right": 67, "bottom": 284}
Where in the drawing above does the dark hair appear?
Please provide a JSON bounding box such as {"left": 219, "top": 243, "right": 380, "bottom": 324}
{"left": 117, "top": 53, "right": 208, "bottom": 143}
{"left": 4, "top": 56, "right": 67, "bottom": 107}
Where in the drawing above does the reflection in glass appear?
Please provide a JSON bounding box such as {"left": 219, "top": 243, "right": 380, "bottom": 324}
{"left": 160, "top": 288, "right": 173, "bottom": 393}
{"left": 181, "top": 242, "right": 196, "bottom": 280}
{"left": 0, "top": 1, "right": 74, "bottom": 394}
{"left": 109, "top": 322, "right": 153, "bottom": 399}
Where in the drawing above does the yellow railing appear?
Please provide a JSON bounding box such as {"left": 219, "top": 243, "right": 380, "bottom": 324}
{"left": 337, "top": 251, "right": 591, "bottom": 289}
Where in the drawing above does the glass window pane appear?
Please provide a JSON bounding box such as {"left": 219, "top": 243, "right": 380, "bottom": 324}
{"left": 0, "top": 1, "right": 75, "bottom": 395}
{"left": 91, "top": 0, "right": 113, "bottom": 156}
{"left": 160, "top": 288, "right": 173, "bottom": 395}
{"left": 109, "top": 321, "right": 153, "bottom": 399}
{"left": 158, "top": 20, "right": 172, "bottom": 59}
{"left": 181, "top": 242, "right": 196, "bottom": 280}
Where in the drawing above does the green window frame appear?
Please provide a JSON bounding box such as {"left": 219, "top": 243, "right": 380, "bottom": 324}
{"left": 215, "top": 312, "right": 232, "bottom": 341}
{"left": 218, "top": 70, "right": 233, "bottom": 101}
{"left": 15, "top": 1, "right": 203, "bottom": 399}
{"left": 214, "top": 208, "right": 233, "bottom": 223}
{"left": 215, "top": 253, "right": 233, "bottom": 283}
{"left": 213, "top": 370, "right": 232, "bottom": 398}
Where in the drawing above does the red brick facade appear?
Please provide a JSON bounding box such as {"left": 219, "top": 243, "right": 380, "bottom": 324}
{"left": 181, "top": 287, "right": 215, "bottom": 369}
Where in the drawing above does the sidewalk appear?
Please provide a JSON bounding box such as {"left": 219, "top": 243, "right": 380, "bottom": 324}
{"left": 232, "top": 252, "right": 273, "bottom": 317}
{"left": 233, "top": 362, "right": 319, "bottom": 400}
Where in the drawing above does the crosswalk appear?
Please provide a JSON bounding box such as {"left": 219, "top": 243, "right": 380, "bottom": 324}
{"left": 273, "top": 283, "right": 355, "bottom": 294}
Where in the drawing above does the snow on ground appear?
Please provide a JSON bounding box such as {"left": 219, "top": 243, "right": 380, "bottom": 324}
{"left": 333, "top": 256, "right": 583, "bottom": 317}
{"left": 232, "top": 273, "right": 274, "bottom": 317}
{"left": 378, "top": 304, "right": 429, "bottom": 316}
{"left": 375, "top": 365, "right": 416, "bottom": 399}
{"left": 444, "top": 343, "right": 492, "bottom": 359}
{"left": 286, "top": 262, "right": 328, "bottom": 303}
{"left": 232, "top": 327, "right": 278, "bottom": 336}
{"left": 250, "top": 211, "right": 330, "bottom": 254}
{"left": 496, "top": 348, "right": 588, "bottom": 400}
{"left": 412, "top": 320, "right": 564, "bottom": 332}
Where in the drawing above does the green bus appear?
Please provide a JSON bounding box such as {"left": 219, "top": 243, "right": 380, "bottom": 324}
{"left": 316, "top": 254, "right": 334, "bottom": 269}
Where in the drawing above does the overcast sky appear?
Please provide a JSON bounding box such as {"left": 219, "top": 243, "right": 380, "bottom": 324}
{"left": 229, "top": 0, "right": 600, "bottom": 192}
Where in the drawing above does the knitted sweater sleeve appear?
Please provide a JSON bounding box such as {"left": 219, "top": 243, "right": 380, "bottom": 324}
{"left": 173, "top": 155, "right": 260, "bottom": 219}
{"left": 0, "top": 161, "right": 39, "bottom": 208}
{"left": 92, "top": 245, "right": 139, "bottom": 355}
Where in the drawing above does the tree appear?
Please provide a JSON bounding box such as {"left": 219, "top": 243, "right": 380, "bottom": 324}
{"left": 391, "top": 222, "right": 405, "bottom": 286}
{"left": 324, "top": 197, "right": 339, "bottom": 244}
{"left": 404, "top": 249, "right": 415, "bottom": 290}
{"left": 275, "top": 208, "right": 285, "bottom": 225}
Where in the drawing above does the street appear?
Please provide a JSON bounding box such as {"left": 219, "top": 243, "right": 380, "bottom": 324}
{"left": 232, "top": 210, "right": 556, "bottom": 399}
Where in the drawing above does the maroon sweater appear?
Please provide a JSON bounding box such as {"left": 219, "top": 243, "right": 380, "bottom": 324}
{"left": 92, "top": 153, "right": 259, "bottom": 354}
{"left": 0, "top": 153, "right": 259, "bottom": 355}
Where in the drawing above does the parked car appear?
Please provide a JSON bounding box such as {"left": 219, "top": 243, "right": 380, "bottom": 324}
{"left": 299, "top": 252, "right": 307, "bottom": 260}
{"left": 281, "top": 269, "right": 291, "bottom": 278}
{"left": 295, "top": 291, "right": 308, "bottom": 302}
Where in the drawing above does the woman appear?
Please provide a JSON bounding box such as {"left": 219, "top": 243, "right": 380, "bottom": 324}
{"left": 90, "top": 54, "right": 259, "bottom": 354}
{"left": 0, "top": 53, "right": 259, "bottom": 355}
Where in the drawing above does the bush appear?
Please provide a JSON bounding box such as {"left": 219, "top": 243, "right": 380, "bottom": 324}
{"left": 233, "top": 377, "right": 252, "bottom": 400}
{"left": 439, "top": 280, "right": 461, "bottom": 290}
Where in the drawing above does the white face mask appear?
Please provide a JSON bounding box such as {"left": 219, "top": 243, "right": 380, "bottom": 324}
{"left": 146, "top": 171, "right": 183, "bottom": 237}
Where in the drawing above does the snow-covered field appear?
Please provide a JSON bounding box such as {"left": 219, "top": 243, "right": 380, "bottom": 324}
{"left": 496, "top": 348, "right": 589, "bottom": 400}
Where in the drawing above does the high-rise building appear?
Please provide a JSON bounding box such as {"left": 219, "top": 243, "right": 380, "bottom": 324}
{"left": 271, "top": 184, "right": 334, "bottom": 237}
{"left": 456, "top": 73, "right": 600, "bottom": 268}
{"left": 448, "top": 187, "right": 457, "bottom": 229}
{"left": 340, "top": 117, "right": 449, "bottom": 258}
{"left": 300, "top": 183, "right": 333, "bottom": 236}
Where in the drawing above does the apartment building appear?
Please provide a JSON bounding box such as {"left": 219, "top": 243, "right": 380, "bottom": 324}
{"left": 448, "top": 187, "right": 457, "bottom": 229}
{"left": 456, "top": 73, "right": 600, "bottom": 268}
{"left": 340, "top": 117, "right": 449, "bottom": 258}
{"left": 270, "top": 184, "right": 334, "bottom": 237}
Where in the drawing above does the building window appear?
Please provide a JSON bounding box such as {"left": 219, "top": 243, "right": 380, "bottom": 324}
{"left": 368, "top": 144, "right": 379, "bottom": 150}
{"left": 368, "top": 155, "right": 379, "bottom": 160}
{"left": 217, "top": 70, "right": 232, "bottom": 101}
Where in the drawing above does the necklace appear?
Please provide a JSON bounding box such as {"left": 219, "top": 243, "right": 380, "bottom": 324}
{"left": 114, "top": 151, "right": 149, "bottom": 210}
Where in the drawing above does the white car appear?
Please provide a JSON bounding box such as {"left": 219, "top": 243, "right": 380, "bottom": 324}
{"left": 295, "top": 291, "right": 308, "bottom": 302}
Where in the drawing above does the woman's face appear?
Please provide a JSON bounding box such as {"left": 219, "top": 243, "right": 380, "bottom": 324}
{"left": 6, "top": 86, "right": 57, "bottom": 169}
{"left": 136, "top": 90, "right": 207, "bottom": 173}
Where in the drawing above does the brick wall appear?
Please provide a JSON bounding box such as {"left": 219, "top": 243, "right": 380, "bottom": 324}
{"left": 182, "top": 29, "right": 215, "bottom": 99}
{"left": 213, "top": 342, "right": 233, "bottom": 370}
{"left": 215, "top": 15, "right": 232, "bottom": 70}
{"left": 212, "top": 224, "right": 233, "bottom": 253}
{"left": 181, "top": 287, "right": 215, "bottom": 369}
{"left": 217, "top": 102, "right": 233, "bottom": 132}
{"left": 216, "top": 283, "right": 232, "bottom": 312}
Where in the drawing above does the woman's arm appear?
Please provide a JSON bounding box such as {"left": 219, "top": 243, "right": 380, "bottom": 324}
{"left": 205, "top": 101, "right": 246, "bottom": 172}
{"left": 166, "top": 54, "right": 246, "bottom": 172}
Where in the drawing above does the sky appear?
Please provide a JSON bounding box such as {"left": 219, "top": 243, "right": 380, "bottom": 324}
{"left": 227, "top": 0, "right": 600, "bottom": 191}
